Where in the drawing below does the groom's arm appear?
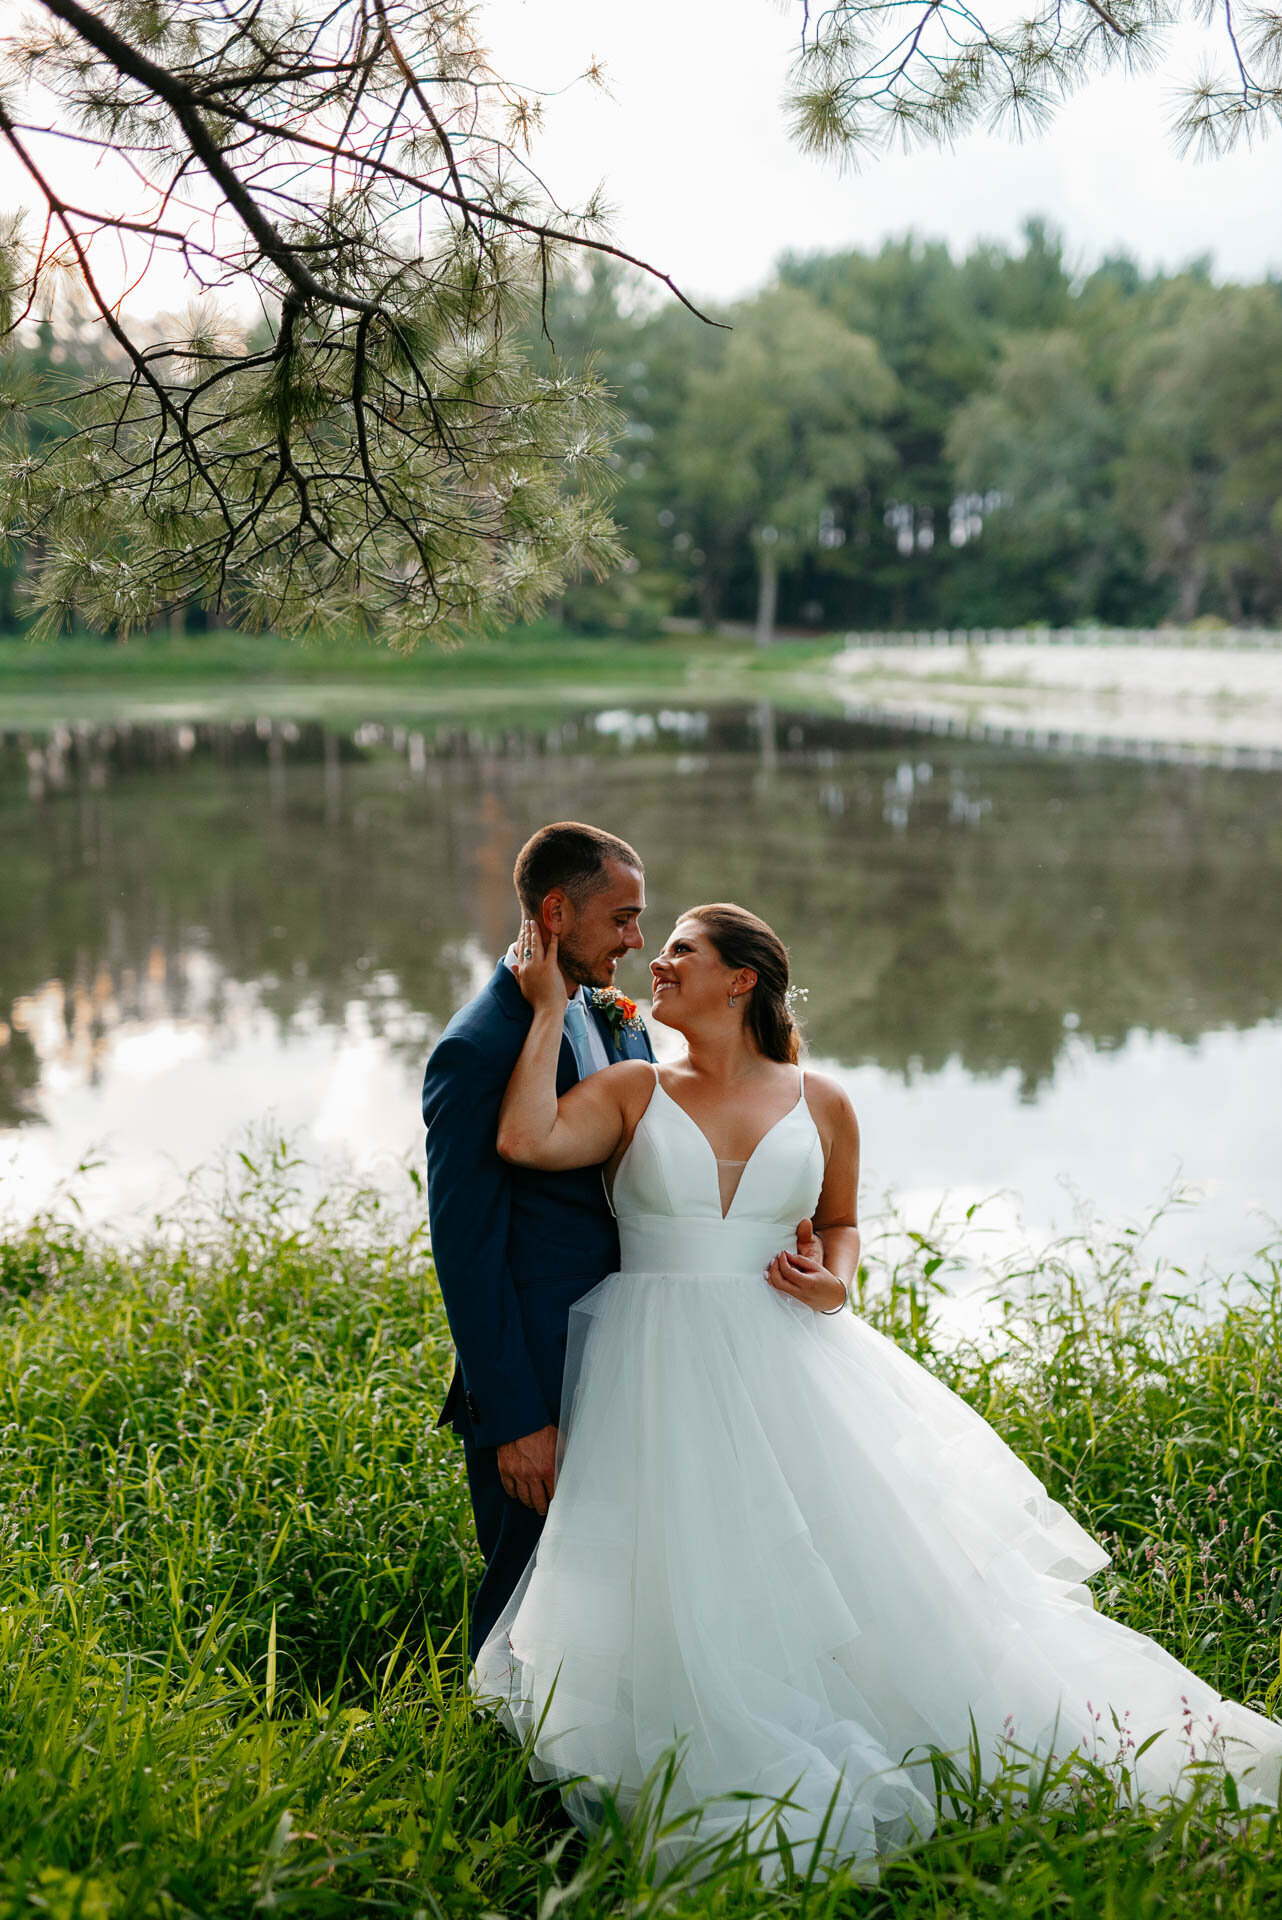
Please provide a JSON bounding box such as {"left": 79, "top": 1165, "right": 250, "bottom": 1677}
{"left": 423, "top": 1031, "right": 550, "bottom": 1451}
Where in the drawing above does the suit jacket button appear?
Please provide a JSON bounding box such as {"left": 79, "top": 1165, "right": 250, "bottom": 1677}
{"left": 465, "top": 1390, "right": 479, "bottom": 1421}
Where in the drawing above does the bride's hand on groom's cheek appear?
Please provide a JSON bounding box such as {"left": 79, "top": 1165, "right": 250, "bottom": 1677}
{"left": 513, "top": 917, "right": 565, "bottom": 1011}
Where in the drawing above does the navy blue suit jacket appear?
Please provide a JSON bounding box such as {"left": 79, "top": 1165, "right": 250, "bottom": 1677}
{"left": 422, "top": 960, "right": 655, "bottom": 1450}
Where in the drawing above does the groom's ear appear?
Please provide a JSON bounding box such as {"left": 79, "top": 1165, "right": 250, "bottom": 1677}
{"left": 541, "top": 889, "right": 568, "bottom": 933}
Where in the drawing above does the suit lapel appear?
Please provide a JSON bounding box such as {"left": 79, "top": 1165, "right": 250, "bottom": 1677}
{"left": 586, "top": 993, "right": 656, "bottom": 1064}
{"left": 586, "top": 995, "right": 619, "bottom": 1063}
{"left": 627, "top": 1023, "right": 656, "bottom": 1063}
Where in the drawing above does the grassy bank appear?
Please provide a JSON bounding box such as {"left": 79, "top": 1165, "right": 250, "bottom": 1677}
{"left": 0, "top": 623, "right": 841, "bottom": 690}
{"left": 0, "top": 622, "right": 667, "bottom": 685}
{"left": 0, "top": 623, "right": 852, "bottom": 733}
{"left": 1, "top": 1158, "right": 1280, "bottom": 1916}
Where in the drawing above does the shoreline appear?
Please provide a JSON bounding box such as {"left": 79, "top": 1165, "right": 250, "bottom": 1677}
{"left": 6, "top": 630, "right": 1282, "bottom": 763}
{"left": 831, "top": 640, "right": 1282, "bottom": 758}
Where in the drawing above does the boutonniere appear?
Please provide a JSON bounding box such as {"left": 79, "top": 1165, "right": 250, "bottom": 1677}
{"left": 587, "top": 987, "right": 645, "bottom": 1051}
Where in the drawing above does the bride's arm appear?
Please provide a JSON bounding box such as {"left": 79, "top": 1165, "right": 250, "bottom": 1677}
{"left": 766, "top": 1076, "right": 861, "bottom": 1312}
{"left": 496, "top": 918, "right": 642, "bottom": 1169}
{"left": 811, "top": 1080, "right": 861, "bottom": 1285}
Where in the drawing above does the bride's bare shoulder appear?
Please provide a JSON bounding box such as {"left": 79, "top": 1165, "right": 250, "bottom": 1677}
{"left": 603, "top": 1058, "right": 660, "bottom": 1111}
{"left": 800, "top": 1068, "right": 858, "bottom": 1135}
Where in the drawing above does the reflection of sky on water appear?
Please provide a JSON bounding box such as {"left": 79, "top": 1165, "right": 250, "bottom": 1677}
{"left": 841, "top": 1023, "right": 1282, "bottom": 1271}
{"left": 3, "top": 928, "right": 1277, "bottom": 1272}
{"left": 2, "top": 954, "right": 432, "bottom": 1233}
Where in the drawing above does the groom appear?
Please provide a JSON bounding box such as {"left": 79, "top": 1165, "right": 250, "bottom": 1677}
{"left": 422, "top": 821, "right": 655, "bottom": 1656}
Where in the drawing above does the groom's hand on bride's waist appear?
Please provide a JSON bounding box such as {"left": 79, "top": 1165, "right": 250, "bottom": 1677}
{"left": 497, "top": 1423, "right": 559, "bottom": 1514}
{"left": 764, "top": 1219, "right": 848, "bottom": 1313}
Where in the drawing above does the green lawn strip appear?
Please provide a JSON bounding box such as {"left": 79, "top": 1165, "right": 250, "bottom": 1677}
{"left": 1, "top": 1159, "right": 1279, "bottom": 1916}
{"left": 0, "top": 627, "right": 855, "bottom": 732}
{"left": 0, "top": 625, "right": 845, "bottom": 687}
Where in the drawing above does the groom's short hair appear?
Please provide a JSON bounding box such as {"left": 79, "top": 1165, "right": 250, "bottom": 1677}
{"left": 514, "top": 822, "right": 643, "bottom": 915}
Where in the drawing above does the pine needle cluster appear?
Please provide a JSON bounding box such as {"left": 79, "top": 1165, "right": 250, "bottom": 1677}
{"left": 786, "top": 0, "right": 1282, "bottom": 166}
{"left": 0, "top": 1, "right": 658, "bottom": 642}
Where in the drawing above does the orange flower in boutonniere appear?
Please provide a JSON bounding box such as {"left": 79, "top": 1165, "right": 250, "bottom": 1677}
{"left": 588, "top": 987, "right": 646, "bottom": 1051}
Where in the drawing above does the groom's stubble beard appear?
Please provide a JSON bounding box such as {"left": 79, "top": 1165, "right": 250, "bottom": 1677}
{"left": 557, "top": 930, "right": 614, "bottom": 991}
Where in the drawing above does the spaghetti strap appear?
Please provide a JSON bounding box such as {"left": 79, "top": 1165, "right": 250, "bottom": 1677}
{"left": 605, "top": 1060, "right": 661, "bottom": 1217}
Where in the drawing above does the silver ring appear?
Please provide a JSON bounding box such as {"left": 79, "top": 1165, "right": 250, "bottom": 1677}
{"left": 522, "top": 947, "right": 532, "bottom": 959}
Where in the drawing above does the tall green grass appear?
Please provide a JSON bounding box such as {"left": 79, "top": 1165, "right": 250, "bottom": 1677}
{"left": 1, "top": 1155, "right": 1279, "bottom": 1916}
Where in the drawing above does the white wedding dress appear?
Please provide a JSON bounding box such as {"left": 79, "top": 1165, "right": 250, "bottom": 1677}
{"left": 472, "top": 1067, "right": 1282, "bottom": 1877}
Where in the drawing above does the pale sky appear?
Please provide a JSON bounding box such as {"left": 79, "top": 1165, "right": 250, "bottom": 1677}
{"left": 484, "top": 0, "right": 1282, "bottom": 300}
{"left": 2, "top": 0, "right": 1280, "bottom": 314}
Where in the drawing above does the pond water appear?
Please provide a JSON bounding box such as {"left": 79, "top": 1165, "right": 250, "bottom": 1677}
{"left": 2, "top": 698, "right": 1280, "bottom": 1276}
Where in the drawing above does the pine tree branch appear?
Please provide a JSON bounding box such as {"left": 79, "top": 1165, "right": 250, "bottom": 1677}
{"left": 0, "top": 99, "right": 238, "bottom": 541}
{"left": 35, "top": 0, "right": 379, "bottom": 315}
{"left": 31, "top": 0, "right": 728, "bottom": 330}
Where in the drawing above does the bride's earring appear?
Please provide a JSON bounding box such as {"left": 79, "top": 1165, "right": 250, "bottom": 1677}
{"left": 728, "top": 993, "right": 737, "bottom": 1009}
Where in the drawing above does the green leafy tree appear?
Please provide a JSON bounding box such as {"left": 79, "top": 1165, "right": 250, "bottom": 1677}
{"left": 946, "top": 329, "right": 1144, "bottom": 624}
{"left": 782, "top": 220, "right": 1073, "bottom": 626}
{"left": 1116, "top": 282, "right": 1282, "bottom": 622}
{"left": 529, "top": 236, "right": 1282, "bottom": 636}
{"left": 668, "top": 284, "right": 898, "bottom": 642}
{"left": 522, "top": 260, "right": 727, "bottom": 634}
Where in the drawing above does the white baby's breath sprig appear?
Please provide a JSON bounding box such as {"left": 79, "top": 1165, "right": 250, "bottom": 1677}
{"left": 785, "top": 983, "right": 809, "bottom": 1015}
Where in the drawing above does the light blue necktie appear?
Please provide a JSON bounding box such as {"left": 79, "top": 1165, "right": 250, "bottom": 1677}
{"left": 562, "top": 995, "right": 598, "bottom": 1080}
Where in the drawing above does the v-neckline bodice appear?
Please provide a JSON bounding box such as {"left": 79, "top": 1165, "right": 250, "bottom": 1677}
{"left": 653, "top": 1072, "right": 807, "bottom": 1220}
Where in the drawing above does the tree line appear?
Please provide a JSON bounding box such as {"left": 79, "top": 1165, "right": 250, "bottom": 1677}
{"left": 532, "top": 220, "right": 1282, "bottom": 641}
{"left": 4, "top": 218, "right": 1281, "bottom": 642}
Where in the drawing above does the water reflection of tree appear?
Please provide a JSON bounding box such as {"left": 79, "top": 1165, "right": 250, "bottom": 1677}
{"left": 1, "top": 715, "right": 1280, "bottom": 1127}
{"left": 0, "top": 1019, "right": 39, "bottom": 1130}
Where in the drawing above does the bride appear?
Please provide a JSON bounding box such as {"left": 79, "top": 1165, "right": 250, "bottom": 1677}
{"left": 471, "top": 901, "right": 1282, "bottom": 1877}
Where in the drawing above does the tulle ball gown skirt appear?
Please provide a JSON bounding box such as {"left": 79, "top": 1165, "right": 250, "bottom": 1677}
{"left": 471, "top": 1093, "right": 1282, "bottom": 1878}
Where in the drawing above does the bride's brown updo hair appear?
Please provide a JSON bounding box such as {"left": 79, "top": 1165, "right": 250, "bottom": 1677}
{"left": 685, "top": 903, "right": 801, "bottom": 1064}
